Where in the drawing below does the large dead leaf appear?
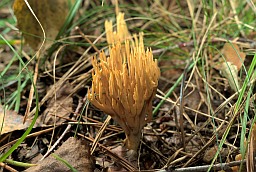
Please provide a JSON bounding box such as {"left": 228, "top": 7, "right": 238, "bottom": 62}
{"left": 25, "top": 137, "right": 94, "bottom": 172}
{"left": 39, "top": 82, "right": 73, "bottom": 125}
{"left": 0, "top": 105, "right": 37, "bottom": 134}
{"left": 222, "top": 43, "right": 246, "bottom": 71}
{"left": 13, "top": 0, "right": 71, "bottom": 50}
{"left": 220, "top": 43, "right": 246, "bottom": 91}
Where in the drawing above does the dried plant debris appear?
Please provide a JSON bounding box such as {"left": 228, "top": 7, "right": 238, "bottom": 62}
{"left": 222, "top": 43, "right": 246, "bottom": 71}
{"left": 39, "top": 82, "right": 73, "bottom": 125}
{"left": 246, "top": 123, "right": 256, "bottom": 172}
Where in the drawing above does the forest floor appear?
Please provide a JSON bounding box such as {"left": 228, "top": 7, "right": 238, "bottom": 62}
{"left": 0, "top": 1, "right": 256, "bottom": 172}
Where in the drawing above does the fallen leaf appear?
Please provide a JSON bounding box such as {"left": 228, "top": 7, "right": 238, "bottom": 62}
{"left": 203, "top": 146, "right": 218, "bottom": 163}
{"left": 0, "top": 105, "right": 36, "bottom": 134}
{"left": 203, "top": 145, "right": 229, "bottom": 163}
{"left": 13, "top": 0, "right": 71, "bottom": 50}
{"left": 38, "top": 82, "right": 73, "bottom": 125}
{"left": 222, "top": 43, "right": 246, "bottom": 71}
{"left": 25, "top": 137, "right": 94, "bottom": 172}
{"left": 220, "top": 43, "right": 246, "bottom": 91}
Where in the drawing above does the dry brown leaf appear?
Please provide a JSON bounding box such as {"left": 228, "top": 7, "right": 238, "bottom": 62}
{"left": 13, "top": 0, "right": 71, "bottom": 50}
{"left": 39, "top": 82, "right": 73, "bottom": 125}
{"left": 203, "top": 145, "right": 229, "bottom": 163}
{"left": 222, "top": 43, "right": 246, "bottom": 71}
{"left": 220, "top": 43, "right": 246, "bottom": 92}
{"left": 0, "top": 105, "right": 38, "bottom": 134}
{"left": 203, "top": 146, "right": 218, "bottom": 163}
{"left": 25, "top": 137, "right": 94, "bottom": 172}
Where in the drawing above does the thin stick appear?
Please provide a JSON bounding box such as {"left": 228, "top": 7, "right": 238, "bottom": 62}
{"left": 161, "top": 159, "right": 245, "bottom": 172}
{"left": 0, "top": 162, "right": 18, "bottom": 172}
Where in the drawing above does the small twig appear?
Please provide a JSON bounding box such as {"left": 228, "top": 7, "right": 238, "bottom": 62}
{"left": 168, "top": 159, "right": 245, "bottom": 172}
{"left": 76, "top": 26, "right": 101, "bottom": 54}
{"left": 0, "top": 162, "right": 18, "bottom": 172}
{"left": 135, "top": 159, "right": 245, "bottom": 172}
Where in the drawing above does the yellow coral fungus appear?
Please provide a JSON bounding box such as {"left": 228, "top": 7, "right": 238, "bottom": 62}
{"left": 88, "top": 33, "right": 160, "bottom": 150}
{"left": 105, "top": 12, "right": 130, "bottom": 44}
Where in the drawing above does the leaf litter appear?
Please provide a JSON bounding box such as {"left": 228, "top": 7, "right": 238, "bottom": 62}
{"left": 0, "top": 105, "right": 38, "bottom": 135}
{"left": 0, "top": 1, "right": 256, "bottom": 172}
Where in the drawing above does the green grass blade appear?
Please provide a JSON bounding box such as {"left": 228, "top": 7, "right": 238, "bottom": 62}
{"left": 52, "top": 153, "right": 78, "bottom": 172}
{"left": 48, "top": 0, "right": 82, "bottom": 56}
{"left": 4, "top": 159, "right": 37, "bottom": 168}
{"left": 207, "top": 53, "right": 256, "bottom": 171}
{"left": 240, "top": 85, "right": 251, "bottom": 160}
{"left": 0, "top": 34, "right": 39, "bottom": 162}
{"left": 235, "top": 54, "right": 256, "bottom": 113}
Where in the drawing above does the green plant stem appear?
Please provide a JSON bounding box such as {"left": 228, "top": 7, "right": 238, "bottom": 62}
{"left": 4, "top": 159, "right": 37, "bottom": 168}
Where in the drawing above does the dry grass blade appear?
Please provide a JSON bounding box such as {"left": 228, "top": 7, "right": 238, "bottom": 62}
{"left": 24, "top": 57, "right": 39, "bottom": 123}
{"left": 90, "top": 115, "right": 112, "bottom": 154}
{"left": 164, "top": 148, "right": 183, "bottom": 168}
{"left": 17, "top": 0, "right": 46, "bottom": 123}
